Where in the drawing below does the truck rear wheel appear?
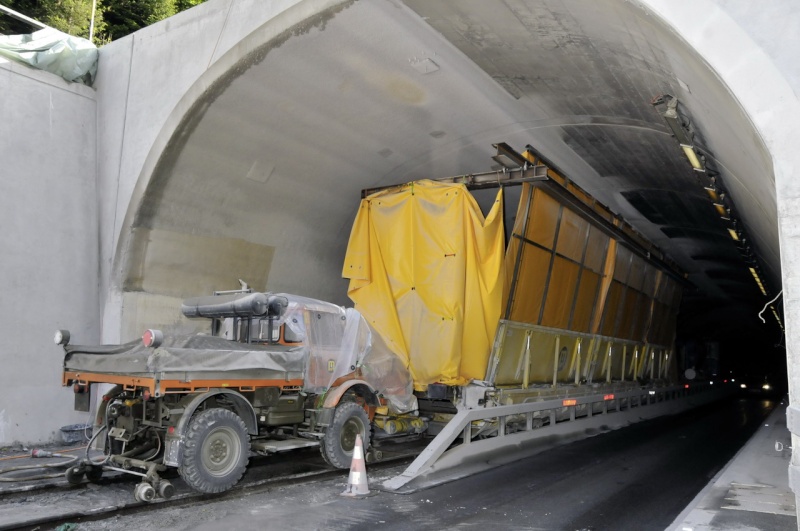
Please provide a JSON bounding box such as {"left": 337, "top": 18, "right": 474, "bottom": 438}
{"left": 320, "top": 401, "right": 371, "bottom": 469}
{"left": 179, "top": 408, "right": 249, "bottom": 494}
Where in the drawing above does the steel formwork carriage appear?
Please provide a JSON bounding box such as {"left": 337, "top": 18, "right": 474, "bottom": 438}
{"left": 490, "top": 181, "right": 682, "bottom": 390}
{"left": 350, "top": 146, "right": 684, "bottom": 397}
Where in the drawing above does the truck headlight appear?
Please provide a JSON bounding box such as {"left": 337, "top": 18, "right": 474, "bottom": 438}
{"left": 54, "top": 329, "right": 71, "bottom": 346}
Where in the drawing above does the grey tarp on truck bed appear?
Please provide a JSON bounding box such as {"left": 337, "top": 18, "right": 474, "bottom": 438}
{"left": 64, "top": 335, "right": 306, "bottom": 376}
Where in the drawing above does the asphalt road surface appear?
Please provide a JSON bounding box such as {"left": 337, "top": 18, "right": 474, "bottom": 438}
{"left": 72, "top": 396, "right": 777, "bottom": 531}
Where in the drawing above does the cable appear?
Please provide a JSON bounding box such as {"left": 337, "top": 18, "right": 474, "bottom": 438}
{"left": 0, "top": 446, "right": 86, "bottom": 461}
{"left": 84, "top": 424, "right": 109, "bottom": 462}
{"left": 0, "top": 452, "right": 80, "bottom": 482}
{"left": 758, "top": 290, "right": 783, "bottom": 324}
{"left": 143, "top": 430, "right": 162, "bottom": 462}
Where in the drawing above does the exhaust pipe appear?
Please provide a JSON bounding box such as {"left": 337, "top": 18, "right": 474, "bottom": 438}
{"left": 181, "top": 292, "right": 288, "bottom": 319}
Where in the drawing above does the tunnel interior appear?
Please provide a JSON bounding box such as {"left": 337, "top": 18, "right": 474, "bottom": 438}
{"left": 117, "top": 0, "right": 785, "bottom": 384}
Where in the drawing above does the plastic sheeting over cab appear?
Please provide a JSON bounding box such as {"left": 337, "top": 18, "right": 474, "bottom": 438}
{"left": 62, "top": 292, "right": 417, "bottom": 414}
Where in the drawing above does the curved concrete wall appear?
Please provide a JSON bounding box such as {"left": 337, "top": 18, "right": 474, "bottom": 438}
{"left": 94, "top": 0, "right": 347, "bottom": 342}
{"left": 639, "top": 0, "right": 800, "bottom": 506}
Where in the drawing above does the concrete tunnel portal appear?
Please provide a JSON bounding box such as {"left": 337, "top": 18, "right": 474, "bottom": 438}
{"left": 2, "top": 0, "right": 800, "bottom": 523}
{"left": 0, "top": 0, "right": 800, "bottom": 512}
{"left": 112, "top": 0, "right": 785, "bottom": 383}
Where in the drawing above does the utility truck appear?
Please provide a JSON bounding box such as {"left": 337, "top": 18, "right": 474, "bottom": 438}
{"left": 59, "top": 290, "right": 421, "bottom": 500}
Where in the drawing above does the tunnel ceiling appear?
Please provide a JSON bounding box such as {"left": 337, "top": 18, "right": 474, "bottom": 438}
{"left": 129, "top": 0, "right": 781, "bottom": 346}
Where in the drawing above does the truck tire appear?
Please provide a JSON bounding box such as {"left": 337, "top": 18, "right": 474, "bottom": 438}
{"left": 179, "top": 408, "right": 249, "bottom": 494}
{"left": 320, "top": 401, "right": 371, "bottom": 469}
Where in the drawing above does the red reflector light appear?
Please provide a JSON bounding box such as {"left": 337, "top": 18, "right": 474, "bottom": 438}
{"left": 142, "top": 329, "right": 163, "bottom": 348}
{"left": 604, "top": 394, "right": 615, "bottom": 400}
{"left": 167, "top": 426, "right": 175, "bottom": 435}
{"left": 563, "top": 399, "right": 577, "bottom": 406}
{"left": 724, "top": 379, "right": 728, "bottom": 383}
{"left": 684, "top": 384, "right": 690, "bottom": 389}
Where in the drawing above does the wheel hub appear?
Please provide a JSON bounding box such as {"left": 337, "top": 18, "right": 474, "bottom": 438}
{"left": 341, "top": 419, "right": 363, "bottom": 452}
{"left": 201, "top": 427, "right": 240, "bottom": 475}
{"left": 209, "top": 439, "right": 229, "bottom": 463}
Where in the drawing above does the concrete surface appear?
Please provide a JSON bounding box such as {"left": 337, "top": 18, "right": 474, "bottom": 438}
{"left": 0, "top": 58, "right": 100, "bottom": 445}
{"left": 669, "top": 399, "right": 797, "bottom": 530}
{"left": 93, "top": 0, "right": 325, "bottom": 342}
{"left": 0, "top": 396, "right": 771, "bottom": 530}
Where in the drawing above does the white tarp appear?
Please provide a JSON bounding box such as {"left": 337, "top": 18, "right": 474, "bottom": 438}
{"left": 278, "top": 294, "right": 417, "bottom": 414}
{"left": 0, "top": 27, "right": 97, "bottom": 84}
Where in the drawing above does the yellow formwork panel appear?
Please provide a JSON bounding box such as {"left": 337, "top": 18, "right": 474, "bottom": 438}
{"left": 490, "top": 323, "right": 581, "bottom": 386}
{"left": 486, "top": 320, "right": 666, "bottom": 387}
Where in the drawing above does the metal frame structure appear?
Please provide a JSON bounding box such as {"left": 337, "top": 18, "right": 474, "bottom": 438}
{"left": 486, "top": 320, "right": 674, "bottom": 388}
{"left": 384, "top": 382, "right": 727, "bottom": 492}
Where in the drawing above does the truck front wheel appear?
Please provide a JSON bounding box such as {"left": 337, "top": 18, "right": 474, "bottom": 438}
{"left": 320, "top": 401, "right": 371, "bottom": 469}
{"left": 179, "top": 408, "right": 249, "bottom": 493}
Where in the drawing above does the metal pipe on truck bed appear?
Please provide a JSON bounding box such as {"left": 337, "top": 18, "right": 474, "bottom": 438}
{"left": 181, "top": 293, "right": 288, "bottom": 319}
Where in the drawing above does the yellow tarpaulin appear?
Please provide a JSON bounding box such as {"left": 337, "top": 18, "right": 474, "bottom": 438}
{"left": 342, "top": 180, "right": 505, "bottom": 390}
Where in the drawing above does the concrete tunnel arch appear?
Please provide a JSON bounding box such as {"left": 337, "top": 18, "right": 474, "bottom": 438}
{"left": 104, "top": 0, "right": 798, "bottom": 386}
{"left": 105, "top": 0, "right": 358, "bottom": 341}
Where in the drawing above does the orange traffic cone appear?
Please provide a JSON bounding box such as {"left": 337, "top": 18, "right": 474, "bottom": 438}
{"left": 341, "top": 434, "right": 370, "bottom": 497}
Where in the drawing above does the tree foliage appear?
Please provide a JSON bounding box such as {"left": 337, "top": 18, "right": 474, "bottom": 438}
{"left": 44, "top": 0, "right": 105, "bottom": 40}
{"left": 0, "top": 0, "right": 207, "bottom": 43}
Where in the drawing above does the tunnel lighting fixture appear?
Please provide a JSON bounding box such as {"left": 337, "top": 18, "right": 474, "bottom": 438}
{"left": 653, "top": 95, "right": 706, "bottom": 172}
{"left": 771, "top": 307, "right": 784, "bottom": 330}
{"left": 749, "top": 267, "right": 768, "bottom": 296}
{"left": 661, "top": 107, "right": 692, "bottom": 145}
{"left": 680, "top": 144, "right": 705, "bottom": 172}
{"left": 713, "top": 203, "right": 730, "bottom": 219}
{"left": 654, "top": 96, "right": 774, "bottom": 301}
{"left": 492, "top": 142, "right": 527, "bottom": 169}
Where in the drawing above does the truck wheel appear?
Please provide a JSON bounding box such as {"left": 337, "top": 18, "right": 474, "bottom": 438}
{"left": 179, "top": 408, "right": 249, "bottom": 494}
{"left": 320, "top": 401, "right": 371, "bottom": 469}
{"left": 85, "top": 465, "right": 103, "bottom": 482}
{"left": 65, "top": 466, "right": 84, "bottom": 485}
